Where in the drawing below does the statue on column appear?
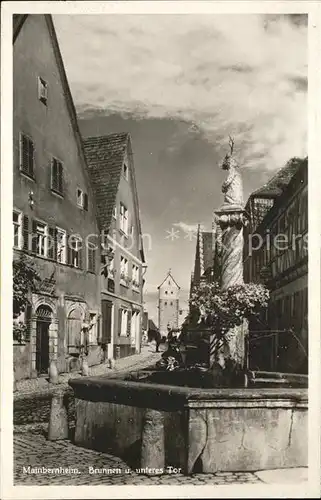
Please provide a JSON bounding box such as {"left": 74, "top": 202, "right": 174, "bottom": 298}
{"left": 221, "top": 136, "right": 244, "bottom": 210}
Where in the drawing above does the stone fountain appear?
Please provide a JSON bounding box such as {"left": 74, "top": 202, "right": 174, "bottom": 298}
{"left": 68, "top": 138, "right": 308, "bottom": 475}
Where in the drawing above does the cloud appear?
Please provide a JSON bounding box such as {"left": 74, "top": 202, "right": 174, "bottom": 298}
{"left": 173, "top": 222, "right": 206, "bottom": 234}
{"left": 54, "top": 14, "right": 307, "bottom": 172}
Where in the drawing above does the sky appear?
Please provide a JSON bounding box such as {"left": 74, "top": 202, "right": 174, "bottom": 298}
{"left": 54, "top": 13, "right": 307, "bottom": 325}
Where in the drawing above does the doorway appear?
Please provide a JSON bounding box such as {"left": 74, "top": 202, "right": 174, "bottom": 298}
{"left": 36, "top": 305, "right": 52, "bottom": 374}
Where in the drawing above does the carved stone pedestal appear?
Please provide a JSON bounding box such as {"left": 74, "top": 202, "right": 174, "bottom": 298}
{"left": 140, "top": 408, "right": 165, "bottom": 474}
{"left": 212, "top": 207, "right": 249, "bottom": 382}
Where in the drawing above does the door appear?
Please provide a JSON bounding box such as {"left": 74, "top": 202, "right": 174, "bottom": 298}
{"left": 36, "top": 319, "right": 50, "bottom": 374}
{"left": 67, "top": 307, "right": 83, "bottom": 354}
{"left": 101, "top": 300, "right": 113, "bottom": 344}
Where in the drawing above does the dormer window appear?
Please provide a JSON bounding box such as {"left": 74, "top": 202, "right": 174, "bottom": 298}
{"left": 38, "top": 77, "right": 48, "bottom": 105}
{"left": 123, "top": 162, "right": 129, "bottom": 180}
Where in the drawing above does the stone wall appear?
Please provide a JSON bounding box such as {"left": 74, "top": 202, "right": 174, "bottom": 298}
{"left": 14, "top": 343, "right": 31, "bottom": 380}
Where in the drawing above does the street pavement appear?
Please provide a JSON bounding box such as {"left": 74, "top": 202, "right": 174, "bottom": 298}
{"left": 13, "top": 343, "right": 307, "bottom": 486}
{"left": 14, "top": 423, "right": 263, "bottom": 485}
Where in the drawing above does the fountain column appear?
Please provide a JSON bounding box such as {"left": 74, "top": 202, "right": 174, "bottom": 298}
{"left": 214, "top": 208, "right": 248, "bottom": 371}
{"left": 211, "top": 138, "right": 249, "bottom": 380}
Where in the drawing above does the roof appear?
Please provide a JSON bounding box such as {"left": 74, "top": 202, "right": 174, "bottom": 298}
{"left": 13, "top": 14, "right": 28, "bottom": 42}
{"left": 83, "top": 133, "right": 129, "bottom": 231}
{"left": 252, "top": 158, "right": 303, "bottom": 198}
{"left": 157, "top": 271, "right": 180, "bottom": 289}
{"left": 13, "top": 14, "right": 99, "bottom": 225}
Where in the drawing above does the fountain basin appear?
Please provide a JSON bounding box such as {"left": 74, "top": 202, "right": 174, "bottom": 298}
{"left": 69, "top": 376, "right": 307, "bottom": 474}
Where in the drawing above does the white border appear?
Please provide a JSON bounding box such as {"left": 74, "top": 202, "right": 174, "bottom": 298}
{"left": 1, "top": 2, "right": 320, "bottom": 499}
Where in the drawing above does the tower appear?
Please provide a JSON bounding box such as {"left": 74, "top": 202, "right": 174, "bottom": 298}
{"left": 158, "top": 270, "right": 180, "bottom": 336}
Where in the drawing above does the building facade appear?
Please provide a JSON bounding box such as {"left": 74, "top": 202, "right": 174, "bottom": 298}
{"left": 158, "top": 271, "right": 180, "bottom": 336}
{"left": 243, "top": 158, "right": 308, "bottom": 374}
{"left": 83, "top": 133, "right": 146, "bottom": 360}
{"left": 13, "top": 15, "right": 102, "bottom": 380}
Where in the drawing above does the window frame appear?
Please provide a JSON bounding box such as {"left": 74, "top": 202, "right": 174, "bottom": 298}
{"left": 119, "top": 202, "right": 129, "bottom": 235}
{"left": 56, "top": 227, "right": 67, "bottom": 264}
{"left": 38, "top": 76, "right": 48, "bottom": 105}
{"left": 34, "top": 219, "right": 48, "bottom": 258}
{"left": 70, "top": 235, "right": 82, "bottom": 268}
{"left": 19, "top": 132, "right": 35, "bottom": 179}
{"left": 13, "top": 210, "right": 23, "bottom": 249}
{"left": 120, "top": 308, "right": 129, "bottom": 336}
{"left": 132, "top": 264, "right": 140, "bottom": 289}
{"left": 120, "top": 255, "right": 129, "bottom": 284}
{"left": 51, "top": 157, "right": 64, "bottom": 195}
{"left": 77, "top": 188, "right": 88, "bottom": 211}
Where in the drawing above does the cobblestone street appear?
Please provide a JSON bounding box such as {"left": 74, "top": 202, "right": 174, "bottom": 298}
{"left": 13, "top": 346, "right": 264, "bottom": 486}
{"left": 14, "top": 424, "right": 263, "bottom": 485}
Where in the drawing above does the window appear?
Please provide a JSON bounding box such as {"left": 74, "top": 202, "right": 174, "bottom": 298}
{"left": 13, "top": 211, "right": 22, "bottom": 249}
{"left": 57, "top": 228, "right": 66, "bottom": 264}
{"left": 69, "top": 236, "right": 82, "bottom": 268}
{"left": 170, "top": 302, "right": 173, "bottom": 306}
{"left": 132, "top": 264, "right": 139, "bottom": 288}
{"left": 87, "top": 244, "right": 96, "bottom": 273}
{"left": 130, "top": 310, "right": 140, "bottom": 345}
{"left": 119, "top": 308, "right": 130, "bottom": 336}
{"left": 113, "top": 205, "right": 117, "bottom": 219}
{"left": 19, "top": 133, "right": 35, "bottom": 178}
{"left": 164, "top": 301, "right": 167, "bottom": 306}
{"left": 89, "top": 312, "right": 98, "bottom": 344}
{"left": 38, "top": 77, "right": 48, "bottom": 105}
{"left": 171, "top": 291, "right": 173, "bottom": 295}
{"left": 33, "top": 221, "right": 48, "bottom": 257}
{"left": 165, "top": 291, "right": 168, "bottom": 295}
{"left": 120, "top": 256, "right": 128, "bottom": 280}
{"left": 51, "top": 158, "right": 63, "bottom": 195}
{"left": 123, "top": 162, "right": 129, "bottom": 180}
{"left": 77, "top": 188, "right": 88, "bottom": 211}
{"left": 168, "top": 281, "right": 171, "bottom": 285}
{"left": 119, "top": 203, "right": 129, "bottom": 235}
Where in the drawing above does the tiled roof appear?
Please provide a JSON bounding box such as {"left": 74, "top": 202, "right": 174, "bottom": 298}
{"left": 252, "top": 158, "right": 303, "bottom": 198}
{"left": 83, "top": 133, "right": 129, "bottom": 231}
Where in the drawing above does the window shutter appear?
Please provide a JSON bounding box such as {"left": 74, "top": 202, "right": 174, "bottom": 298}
{"left": 21, "top": 135, "right": 29, "bottom": 173}
{"left": 67, "top": 234, "right": 72, "bottom": 265}
{"left": 28, "top": 137, "right": 34, "bottom": 177}
{"left": 58, "top": 162, "right": 63, "bottom": 193}
{"left": 22, "top": 215, "right": 29, "bottom": 251}
{"left": 83, "top": 193, "right": 88, "bottom": 211}
{"left": 51, "top": 159, "right": 57, "bottom": 191}
{"left": 92, "top": 248, "right": 96, "bottom": 273}
{"left": 127, "top": 310, "right": 132, "bottom": 337}
{"left": 118, "top": 308, "right": 122, "bottom": 335}
{"left": 31, "top": 219, "right": 37, "bottom": 253}
{"left": 48, "top": 226, "right": 57, "bottom": 260}
{"left": 87, "top": 247, "right": 92, "bottom": 272}
{"left": 78, "top": 242, "right": 83, "bottom": 269}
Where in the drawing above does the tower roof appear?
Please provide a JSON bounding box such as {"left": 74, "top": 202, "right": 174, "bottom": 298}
{"left": 157, "top": 270, "right": 180, "bottom": 289}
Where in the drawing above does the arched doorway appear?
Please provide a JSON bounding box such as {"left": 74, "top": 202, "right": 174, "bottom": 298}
{"left": 67, "top": 307, "right": 83, "bottom": 355}
{"left": 36, "top": 304, "right": 52, "bottom": 374}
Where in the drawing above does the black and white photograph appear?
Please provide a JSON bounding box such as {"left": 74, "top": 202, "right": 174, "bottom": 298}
{"left": 1, "top": 1, "right": 320, "bottom": 498}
